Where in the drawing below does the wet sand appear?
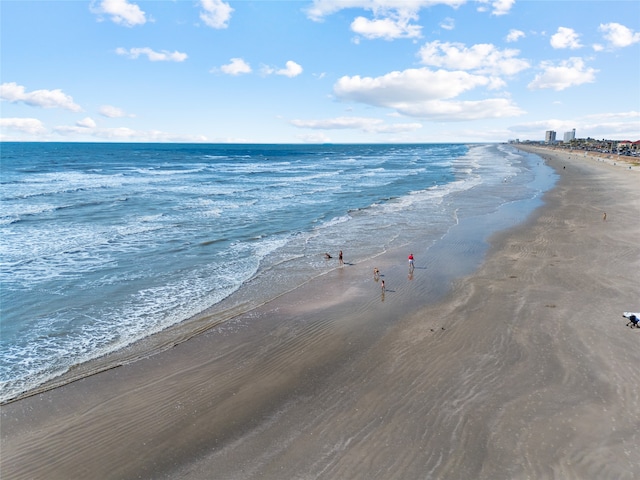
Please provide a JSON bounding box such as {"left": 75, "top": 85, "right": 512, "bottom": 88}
{"left": 2, "top": 146, "right": 639, "bottom": 479}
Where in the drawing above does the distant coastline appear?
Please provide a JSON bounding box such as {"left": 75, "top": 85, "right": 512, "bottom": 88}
{"left": 515, "top": 143, "right": 640, "bottom": 170}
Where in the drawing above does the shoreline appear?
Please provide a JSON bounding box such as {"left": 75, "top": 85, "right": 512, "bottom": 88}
{"left": 2, "top": 146, "right": 639, "bottom": 479}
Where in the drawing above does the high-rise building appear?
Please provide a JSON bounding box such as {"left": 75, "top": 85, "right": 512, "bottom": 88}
{"left": 563, "top": 128, "right": 576, "bottom": 143}
{"left": 545, "top": 130, "right": 556, "bottom": 144}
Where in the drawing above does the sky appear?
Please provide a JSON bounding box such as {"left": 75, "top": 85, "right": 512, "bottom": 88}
{"left": 1, "top": 0, "right": 639, "bottom": 144}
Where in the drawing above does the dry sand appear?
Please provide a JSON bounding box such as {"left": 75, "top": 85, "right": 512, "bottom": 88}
{"left": 2, "top": 146, "right": 639, "bottom": 480}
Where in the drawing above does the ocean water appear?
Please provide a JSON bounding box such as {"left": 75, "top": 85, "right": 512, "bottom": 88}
{"left": 0, "top": 142, "right": 555, "bottom": 402}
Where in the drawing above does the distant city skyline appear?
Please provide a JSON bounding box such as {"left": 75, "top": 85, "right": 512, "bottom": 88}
{"left": 1, "top": 0, "right": 639, "bottom": 143}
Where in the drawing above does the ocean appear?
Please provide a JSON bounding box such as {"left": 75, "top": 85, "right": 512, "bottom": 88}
{"left": 0, "top": 142, "right": 556, "bottom": 403}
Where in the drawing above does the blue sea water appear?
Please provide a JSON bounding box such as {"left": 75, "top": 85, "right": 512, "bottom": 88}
{"left": 0, "top": 142, "right": 555, "bottom": 402}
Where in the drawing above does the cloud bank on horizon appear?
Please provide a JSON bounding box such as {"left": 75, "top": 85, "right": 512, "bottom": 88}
{"left": 1, "top": 0, "right": 638, "bottom": 143}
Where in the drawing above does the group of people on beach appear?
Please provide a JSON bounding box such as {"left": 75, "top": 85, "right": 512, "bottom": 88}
{"left": 373, "top": 267, "right": 384, "bottom": 292}
{"left": 324, "top": 250, "right": 343, "bottom": 265}
{"left": 373, "top": 253, "right": 415, "bottom": 294}
{"left": 324, "top": 251, "right": 417, "bottom": 296}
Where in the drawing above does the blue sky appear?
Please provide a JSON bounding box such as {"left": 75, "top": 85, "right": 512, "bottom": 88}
{"left": 1, "top": 0, "right": 639, "bottom": 143}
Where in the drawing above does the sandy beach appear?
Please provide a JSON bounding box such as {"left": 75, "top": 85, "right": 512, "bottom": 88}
{"left": 2, "top": 145, "right": 639, "bottom": 480}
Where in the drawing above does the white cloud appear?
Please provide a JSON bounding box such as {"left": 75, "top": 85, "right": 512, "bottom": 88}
{"left": 290, "top": 116, "right": 422, "bottom": 133}
{"left": 0, "top": 117, "right": 47, "bottom": 135}
{"left": 261, "top": 61, "right": 303, "bottom": 77}
{"left": 305, "top": 0, "right": 357, "bottom": 22}
{"left": 488, "top": 0, "right": 515, "bottom": 16}
{"left": 506, "top": 29, "right": 525, "bottom": 42}
{"left": 598, "top": 23, "right": 640, "bottom": 48}
{"left": 53, "top": 125, "right": 207, "bottom": 142}
{"left": 0, "top": 82, "right": 82, "bottom": 111}
{"left": 395, "top": 98, "right": 524, "bottom": 120}
{"left": 199, "top": 0, "right": 233, "bottom": 29}
{"left": 91, "top": 0, "right": 146, "bottom": 27}
{"left": 305, "top": 0, "right": 466, "bottom": 22}
{"left": 305, "top": 0, "right": 513, "bottom": 40}
{"left": 333, "top": 68, "right": 524, "bottom": 120}
{"left": 351, "top": 15, "right": 422, "bottom": 40}
{"left": 418, "top": 41, "right": 530, "bottom": 76}
{"left": 277, "top": 61, "right": 303, "bottom": 77}
{"left": 440, "top": 17, "right": 455, "bottom": 31}
{"left": 116, "top": 47, "right": 187, "bottom": 62}
{"left": 99, "top": 105, "right": 134, "bottom": 118}
{"left": 584, "top": 111, "right": 640, "bottom": 121}
{"left": 76, "top": 117, "right": 97, "bottom": 128}
{"left": 578, "top": 111, "right": 640, "bottom": 138}
{"left": 528, "top": 57, "right": 597, "bottom": 91}
{"left": 306, "top": 0, "right": 469, "bottom": 40}
{"left": 219, "top": 58, "right": 252, "bottom": 75}
{"left": 550, "top": 27, "right": 583, "bottom": 49}
{"left": 334, "top": 68, "right": 487, "bottom": 104}
{"left": 486, "top": 76, "right": 507, "bottom": 90}
{"left": 476, "top": 0, "right": 515, "bottom": 15}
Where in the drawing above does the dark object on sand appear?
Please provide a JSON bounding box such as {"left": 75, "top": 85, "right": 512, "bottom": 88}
{"left": 623, "top": 312, "right": 639, "bottom": 328}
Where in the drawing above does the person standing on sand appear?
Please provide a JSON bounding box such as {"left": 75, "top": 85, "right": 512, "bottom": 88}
{"left": 408, "top": 253, "right": 415, "bottom": 271}
{"left": 339, "top": 250, "right": 343, "bottom": 265}
{"left": 380, "top": 279, "right": 385, "bottom": 292}
{"left": 603, "top": 212, "right": 607, "bottom": 221}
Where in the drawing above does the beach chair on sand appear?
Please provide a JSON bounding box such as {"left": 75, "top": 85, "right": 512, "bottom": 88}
{"left": 623, "top": 312, "right": 639, "bottom": 328}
